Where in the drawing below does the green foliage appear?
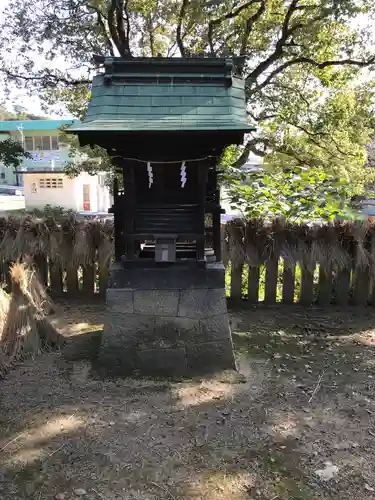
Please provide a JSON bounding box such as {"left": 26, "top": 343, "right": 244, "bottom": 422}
{"left": 0, "top": 0, "right": 374, "bottom": 188}
{"left": 259, "top": 81, "right": 375, "bottom": 189}
{"left": 0, "top": 138, "right": 30, "bottom": 169}
{"left": 59, "top": 127, "right": 112, "bottom": 177}
{"left": 60, "top": 127, "right": 122, "bottom": 190}
{"left": 228, "top": 166, "right": 354, "bottom": 221}
{"left": 0, "top": 104, "right": 46, "bottom": 121}
{"left": 27, "top": 204, "right": 77, "bottom": 219}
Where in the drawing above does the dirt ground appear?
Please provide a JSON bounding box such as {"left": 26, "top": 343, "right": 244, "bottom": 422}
{"left": 1, "top": 303, "right": 375, "bottom": 500}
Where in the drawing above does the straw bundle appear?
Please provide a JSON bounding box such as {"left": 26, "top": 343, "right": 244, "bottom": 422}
{"left": 227, "top": 219, "right": 245, "bottom": 267}
{"left": 0, "top": 261, "right": 64, "bottom": 377}
{"left": 244, "top": 218, "right": 265, "bottom": 266}
{"left": 98, "top": 219, "right": 114, "bottom": 269}
{"left": 0, "top": 215, "right": 114, "bottom": 267}
{"left": 224, "top": 217, "right": 375, "bottom": 277}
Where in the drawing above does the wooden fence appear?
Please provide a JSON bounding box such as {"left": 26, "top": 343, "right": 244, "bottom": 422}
{"left": 2, "top": 216, "right": 375, "bottom": 307}
{"left": 0, "top": 216, "right": 113, "bottom": 298}
{"left": 0, "top": 256, "right": 110, "bottom": 298}
{"left": 222, "top": 219, "right": 375, "bottom": 307}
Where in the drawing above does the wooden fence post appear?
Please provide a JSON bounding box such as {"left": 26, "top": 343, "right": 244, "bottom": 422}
{"left": 34, "top": 253, "right": 48, "bottom": 286}
{"left": 317, "top": 266, "right": 333, "bottom": 307}
{"left": 335, "top": 268, "right": 351, "bottom": 306}
{"left": 282, "top": 261, "right": 295, "bottom": 305}
{"left": 230, "top": 264, "right": 243, "bottom": 301}
{"left": 353, "top": 267, "right": 370, "bottom": 306}
{"left": 49, "top": 260, "right": 63, "bottom": 296}
{"left": 82, "top": 263, "right": 95, "bottom": 296}
{"left": 247, "top": 265, "right": 260, "bottom": 304}
{"left": 299, "top": 263, "right": 315, "bottom": 306}
{"left": 98, "top": 263, "right": 109, "bottom": 297}
{"left": 264, "top": 252, "right": 279, "bottom": 305}
{"left": 66, "top": 264, "right": 79, "bottom": 296}
{"left": 353, "top": 240, "right": 370, "bottom": 306}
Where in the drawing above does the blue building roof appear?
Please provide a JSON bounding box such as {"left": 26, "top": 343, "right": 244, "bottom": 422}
{"left": 0, "top": 119, "right": 77, "bottom": 132}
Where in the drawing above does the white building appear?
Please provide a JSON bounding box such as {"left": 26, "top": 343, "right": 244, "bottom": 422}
{"left": 0, "top": 119, "right": 111, "bottom": 213}
{"left": 23, "top": 171, "right": 111, "bottom": 213}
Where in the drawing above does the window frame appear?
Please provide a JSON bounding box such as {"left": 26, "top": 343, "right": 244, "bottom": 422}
{"left": 24, "top": 136, "right": 34, "bottom": 151}
{"left": 39, "top": 177, "right": 64, "bottom": 189}
{"left": 24, "top": 135, "right": 60, "bottom": 151}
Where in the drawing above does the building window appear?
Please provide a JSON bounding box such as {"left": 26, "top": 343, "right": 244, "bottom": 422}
{"left": 39, "top": 178, "right": 63, "bottom": 189}
{"left": 24, "top": 136, "right": 59, "bottom": 151}
{"left": 34, "top": 136, "right": 43, "bottom": 150}
{"left": 51, "top": 136, "right": 59, "bottom": 150}
{"left": 0, "top": 173, "right": 5, "bottom": 180}
{"left": 42, "top": 136, "right": 51, "bottom": 150}
{"left": 25, "top": 137, "right": 34, "bottom": 151}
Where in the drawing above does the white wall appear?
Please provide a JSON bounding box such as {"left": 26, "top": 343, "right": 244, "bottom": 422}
{"left": 24, "top": 172, "right": 111, "bottom": 212}
{"left": 24, "top": 174, "right": 79, "bottom": 211}
{"left": 73, "top": 172, "right": 110, "bottom": 212}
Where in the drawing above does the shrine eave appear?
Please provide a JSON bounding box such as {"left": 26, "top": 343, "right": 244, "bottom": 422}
{"left": 68, "top": 119, "right": 254, "bottom": 133}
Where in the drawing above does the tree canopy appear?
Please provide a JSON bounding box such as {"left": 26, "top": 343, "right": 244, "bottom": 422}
{"left": 0, "top": 139, "right": 30, "bottom": 170}
{"left": 1, "top": 0, "right": 374, "bottom": 189}
{"left": 227, "top": 166, "right": 354, "bottom": 221}
{"left": 0, "top": 105, "right": 46, "bottom": 121}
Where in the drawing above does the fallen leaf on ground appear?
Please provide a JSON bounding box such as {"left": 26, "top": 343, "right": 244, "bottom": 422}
{"left": 314, "top": 461, "right": 339, "bottom": 481}
{"left": 74, "top": 489, "right": 87, "bottom": 496}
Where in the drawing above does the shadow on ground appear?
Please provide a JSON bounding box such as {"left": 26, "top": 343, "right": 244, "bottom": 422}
{"left": 1, "top": 304, "right": 375, "bottom": 500}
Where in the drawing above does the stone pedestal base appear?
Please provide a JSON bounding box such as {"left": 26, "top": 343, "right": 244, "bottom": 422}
{"left": 98, "top": 262, "right": 236, "bottom": 376}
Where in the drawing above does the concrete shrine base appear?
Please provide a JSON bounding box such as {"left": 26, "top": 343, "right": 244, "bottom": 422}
{"left": 98, "top": 262, "right": 236, "bottom": 376}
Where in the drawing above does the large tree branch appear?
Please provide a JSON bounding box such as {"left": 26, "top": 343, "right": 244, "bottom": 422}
{"left": 116, "top": 1, "right": 127, "bottom": 52}
{"left": 94, "top": 9, "right": 114, "bottom": 56}
{"left": 233, "top": 137, "right": 270, "bottom": 168}
{"left": 253, "top": 55, "right": 375, "bottom": 93}
{"left": 265, "top": 81, "right": 312, "bottom": 109}
{"left": 247, "top": 0, "right": 307, "bottom": 84}
{"left": 248, "top": 110, "right": 277, "bottom": 122}
{"left": 114, "top": 0, "right": 131, "bottom": 56}
{"left": 107, "top": 0, "right": 125, "bottom": 56}
{"left": 289, "top": 122, "right": 359, "bottom": 158}
{"left": 282, "top": 0, "right": 302, "bottom": 38}
{"left": 240, "top": 0, "right": 266, "bottom": 55}
{"left": 275, "top": 146, "right": 309, "bottom": 167}
{"left": 253, "top": 60, "right": 299, "bottom": 92}
{"left": 119, "top": 0, "right": 131, "bottom": 56}
{"left": 0, "top": 68, "right": 90, "bottom": 87}
{"left": 146, "top": 14, "right": 156, "bottom": 56}
{"left": 208, "top": 0, "right": 261, "bottom": 56}
{"left": 298, "top": 55, "right": 375, "bottom": 69}
{"left": 176, "top": 0, "right": 189, "bottom": 57}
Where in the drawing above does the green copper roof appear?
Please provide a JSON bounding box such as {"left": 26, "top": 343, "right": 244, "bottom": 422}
{"left": 68, "top": 58, "right": 252, "bottom": 133}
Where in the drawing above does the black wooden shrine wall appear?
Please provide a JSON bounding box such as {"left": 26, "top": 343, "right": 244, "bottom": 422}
{"left": 133, "top": 162, "right": 200, "bottom": 204}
